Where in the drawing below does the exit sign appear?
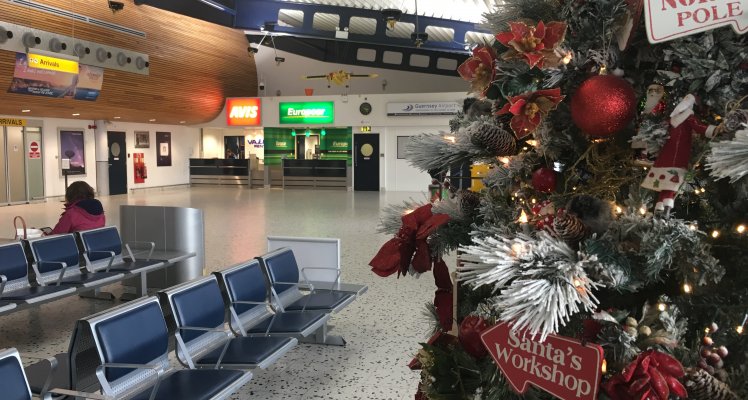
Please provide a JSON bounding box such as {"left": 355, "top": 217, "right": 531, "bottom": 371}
{"left": 279, "top": 102, "right": 334, "bottom": 124}
{"left": 226, "top": 98, "right": 261, "bottom": 126}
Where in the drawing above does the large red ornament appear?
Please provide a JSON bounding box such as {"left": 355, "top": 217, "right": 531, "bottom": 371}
{"left": 603, "top": 349, "right": 687, "bottom": 400}
{"left": 532, "top": 167, "right": 557, "bottom": 193}
{"left": 458, "top": 316, "right": 489, "bottom": 358}
{"left": 570, "top": 75, "right": 637, "bottom": 137}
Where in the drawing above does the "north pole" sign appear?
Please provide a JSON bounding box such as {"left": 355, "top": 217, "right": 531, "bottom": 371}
{"left": 644, "top": 0, "right": 748, "bottom": 43}
{"left": 481, "top": 323, "right": 604, "bottom": 400}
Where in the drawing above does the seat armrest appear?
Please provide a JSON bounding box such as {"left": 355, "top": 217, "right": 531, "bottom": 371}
{"left": 178, "top": 326, "right": 230, "bottom": 334}
{"left": 125, "top": 241, "right": 155, "bottom": 261}
{"left": 37, "top": 261, "right": 70, "bottom": 286}
{"left": 86, "top": 251, "right": 116, "bottom": 272}
{"left": 96, "top": 362, "right": 164, "bottom": 398}
{"left": 0, "top": 275, "right": 6, "bottom": 297}
{"left": 300, "top": 267, "right": 342, "bottom": 291}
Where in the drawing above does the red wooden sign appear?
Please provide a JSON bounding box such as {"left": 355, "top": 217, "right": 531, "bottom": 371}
{"left": 481, "top": 323, "right": 603, "bottom": 400}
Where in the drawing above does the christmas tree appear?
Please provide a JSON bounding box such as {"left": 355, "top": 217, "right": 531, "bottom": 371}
{"left": 370, "top": 1, "right": 748, "bottom": 399}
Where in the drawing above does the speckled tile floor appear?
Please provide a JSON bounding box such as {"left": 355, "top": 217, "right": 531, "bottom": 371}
{"left": 0, "top": 187, "right": 448, "bottom": 399}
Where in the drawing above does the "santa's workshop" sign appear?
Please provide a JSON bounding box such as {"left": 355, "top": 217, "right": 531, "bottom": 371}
{"left": 481, "top": 323, "right": 604, "bottom": 400}
{"left": 644, "top": 0, "right": 748, "bottom": 43}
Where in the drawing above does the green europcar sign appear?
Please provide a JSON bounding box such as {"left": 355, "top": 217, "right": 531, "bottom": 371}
{"left": 279, "top": 101, "right": 334, "bottom": 124}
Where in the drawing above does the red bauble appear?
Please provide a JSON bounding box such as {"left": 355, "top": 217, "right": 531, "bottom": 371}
{"left": 570, "top": 75, "right": 637, "bottom": 137}
{"left": 532, "top": 167, "right": 557, "bottom": 193}
{"left": 458, "top": 316, "right": 489, "bottom": 358}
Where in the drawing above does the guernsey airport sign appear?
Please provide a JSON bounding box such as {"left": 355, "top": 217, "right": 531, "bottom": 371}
{"left": 644, "top": 0, "right": 747, "bottom": 43}
{"left": 226, "top": 97, "right": 261, "bottom": 126}
{"left": 279, "top": 102, "right": 334, "bottom": 124}
{"left": 387, "top": 102, "right": 461, "bottom": 116}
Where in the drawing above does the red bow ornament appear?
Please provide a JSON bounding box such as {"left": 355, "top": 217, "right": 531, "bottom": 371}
{"left": 457, "top": 46, "right": 498, "bottom": 95}
{"left": 495, "top": 20, "right": 568, "bottom": 69}
{"left": 603, "top": 349, "right": 688, "bottom": 400}
{"left": 497, "top": 88, "right": 565, "bottom": 138}
{"left": 370, "top": 204, "right": 450, "bottom": 277}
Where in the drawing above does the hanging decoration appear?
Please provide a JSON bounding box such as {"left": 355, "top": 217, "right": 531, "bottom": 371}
{"left": 497, "top": 88, "right": 565, "bottom": 138}
{"left": 603, "top": 349, "right": 687, "bottom": 400}
{"left": 570, "top": 75, "right": 637, "bottom": 137}
{"left": 495, "top": 20, "right": 569, "bottom": 68}
{"left": 457, "top": 46, "right": 498, "bottom": 95}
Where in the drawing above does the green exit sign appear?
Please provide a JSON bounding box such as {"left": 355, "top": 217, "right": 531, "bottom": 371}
{"left": 279, "top": 102, "right": 334, "bottom": 124}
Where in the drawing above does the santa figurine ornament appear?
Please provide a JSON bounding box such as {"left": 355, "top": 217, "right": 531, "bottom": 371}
{"left": 641, "top": 94, "right": 722, "bottom": 212}
{"left": 632, "top": 83, "right": 668, "bottom": 166}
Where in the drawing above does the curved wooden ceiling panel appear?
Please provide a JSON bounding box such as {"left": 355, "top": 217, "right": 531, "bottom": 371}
{"left": 0, "top": 0, "right": 256, "bottom": 124}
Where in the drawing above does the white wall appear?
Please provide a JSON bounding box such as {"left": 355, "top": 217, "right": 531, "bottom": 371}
{"left": 1, "top": 114, "right": 200, "bottom": 198}
{"left": 199, "top": 91, "right": 464, "bottom": 191}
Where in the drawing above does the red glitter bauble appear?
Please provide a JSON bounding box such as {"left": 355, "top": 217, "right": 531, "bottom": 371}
{"left": 570, "top": 75, "right": 637, "bottom": 137}
{"left": 458, "top": 316, "right": 489, "bottom": 358}
{"left": 532, "top": 167, "right": 557, "bottom": 193}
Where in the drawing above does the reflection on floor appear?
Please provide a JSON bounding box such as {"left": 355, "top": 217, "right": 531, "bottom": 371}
{"left": 0, "top": 187, "right": 444, "bottom": 400}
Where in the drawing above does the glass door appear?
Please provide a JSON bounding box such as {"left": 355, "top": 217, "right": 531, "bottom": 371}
{"left": 24, "top": 127, "right": 44, "bottom": 201}
{"left": 6, "top": 126, "right": 27, "bottom": 203}
{"left": 0, "top": 127, "right": 7, "bottom": 204}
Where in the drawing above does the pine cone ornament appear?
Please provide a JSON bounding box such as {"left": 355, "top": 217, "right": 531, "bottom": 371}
{"left": 684, "top": 368, "right": 740, "bottom": 400}
{"left": 469, "top": 123, "right": 516, "bottom": 156}
{"left": 553, "top": 211, "right": 588, "bottom": 243}
{"left": 458, "top": 190, "right": 481, "bottom": 216}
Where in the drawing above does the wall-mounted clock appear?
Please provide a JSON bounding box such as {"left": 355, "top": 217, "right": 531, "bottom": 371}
{"left": 359, "top": 102, "right": 372, "bottom": 116}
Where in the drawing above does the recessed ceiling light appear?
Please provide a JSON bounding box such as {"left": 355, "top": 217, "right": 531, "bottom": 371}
{"left": 179, "top": 121, "right": 186, "bottom": 124}
{"left": 148, "top": 118, "right": 156, "bottom": 122}
{"left": 113, "top": 116, "right": 121, "bottom": 119}
{"left": 21, "top": 109, "right": 31, "bottom": 113}
{"left": 72, "top": 113, "right": 80, "bottom": 116}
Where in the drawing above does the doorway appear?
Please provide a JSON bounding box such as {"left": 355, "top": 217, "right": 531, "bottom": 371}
{"left": 296, "top": 134, "right": 320, "bottom": 160}
{"left": 107, "top": 131, "right": 127, "bottom": 195}
{"left": 0, "top": 125, "right": 45, "bottom": 204}
{"left": 353, "top": 134, "right": 379, "bottom": 191}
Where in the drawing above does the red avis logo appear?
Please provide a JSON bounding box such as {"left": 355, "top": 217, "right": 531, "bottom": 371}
{"left": 481, "top": 322, "right": 603, "bottom": 400}
{"left": 226, "top": 98, "right": 261, "bottom": 126}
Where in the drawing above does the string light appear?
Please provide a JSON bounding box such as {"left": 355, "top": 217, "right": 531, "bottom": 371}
{"left": 689, "top": 223, "right": 698, "bottom": 231}
{"left": 615, "top": 205, "right": 623, "bottom": 214}
{"left": 601, "top": 359, "right": 607, "bottom": 374}
{"left": 444, "top": 135, "right": 456, "bottom": 143}
{"left": 682, "top": 282, "right": 692, "bottom": 294}
{"left": 639, "top": 207, "right": 647, "bottom": 215}
{"left": 499, "top": 157, "right": 511, "bottom": 165}
{"left": 737, "top": 224, "right": 746, "bottom": 234}
{"left": 403, "top": 209, "right": 414, "bottom": 215}
{"left": 518, "top": 210, "right": 529, "bottom": 224}
{"left": 738, "top": 326, "right": 745, "bottom": 335}
{"left": 711, "top": 230, "right": 720, "bottom": 239}
{"left": 657, "top": 303, "right": 667, "bottom": 312}
{"left": 526, "top": 140, "right": 538, "bottom": 147}
{"left": 531, "top": 198, "right": 537, "bottom": 204}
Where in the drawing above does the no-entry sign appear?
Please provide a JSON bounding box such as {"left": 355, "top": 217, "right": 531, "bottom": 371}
{"left": 28, "top": 141, "right": 41, "bottom": 159}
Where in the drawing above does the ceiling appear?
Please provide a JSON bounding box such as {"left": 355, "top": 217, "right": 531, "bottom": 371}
{"left": 274, "top": 0, "right": 496, "bottom": 23}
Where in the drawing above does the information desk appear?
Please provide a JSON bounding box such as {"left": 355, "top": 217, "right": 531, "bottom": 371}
{"left": 282, "top": 159, "right": 349, "bottom": 190}
{"left": 189, "top": 158, "right": 251, "bottom": 186}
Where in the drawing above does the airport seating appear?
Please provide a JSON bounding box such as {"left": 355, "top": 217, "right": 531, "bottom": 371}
{"left": 159, "top": 275, "right": 297, "bottom": 370}
{"left": 213, "top": 259, "right": 331, "bottom": 340}
{"left": 81, "top": 296, "right": 252, "bottom": 399}
{"left": 0, "top": 242, "right": 76, "bottom": 313}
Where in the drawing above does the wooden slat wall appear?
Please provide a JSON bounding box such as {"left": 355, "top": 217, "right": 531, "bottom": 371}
{"left": 0, "top": 0, "right": 256, "bottom": 124}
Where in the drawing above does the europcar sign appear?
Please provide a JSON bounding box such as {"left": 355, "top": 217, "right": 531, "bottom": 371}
{"left": 279, "top": 102, "right": 334, "bottom": 124}
{"left": 226, "top": 98, "right": 261, "bottom": 126}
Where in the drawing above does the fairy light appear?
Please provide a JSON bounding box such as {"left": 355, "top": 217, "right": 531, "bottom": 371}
{"left": 657, "top": 303, "right": 667, "bottom": 312}
{"left": 526, "top": 140, "right": 538, "bottom": 147}
{"left": 615, "top": 205, "right": 623, "bottom": 214}
{"left": 682, "top": 282, "right": 692, "bottom": 294}
{"left": 601, "top": 359, "right": 608, "bottom": 374}
{"left": 444, "top": 135, "right": 456, "bottom": 143}
{"left": 711, "top": 230, "right": 720, "bottom": 239}
{"left": 738, "top": 326, "right": 745, "bottom": 335}
{"left": 510, "top": 243, "right": 524, "bottom": 257}
{"left": 562, "top": 52, "right": 573, "bottom": 65}
{"left": 689, "top": 224, "right": 698, "bottom": 231}
{"left": 403, "top": 209, "right": 414, "bottom": 215}
{"left": 700, "top": 188, "right": 706, "bottom": 193}
{"left": 531, "top": 198, "right": 537, "bottom": 204}
{"left": 639, "top": 207, "right": 647, "bottom": 215}
{"left": 499, "top": 157, "right": 511, "bottom": 165}
{"left": 737, "top": 224, "right": 746, "bottom": 234}
{"left": 518, "top": 210, "right": 529, "bottom": 224}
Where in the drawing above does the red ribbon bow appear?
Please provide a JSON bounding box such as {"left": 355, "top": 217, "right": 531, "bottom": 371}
{"left": 369, "top": 204, "right": 450, "bottom": 278}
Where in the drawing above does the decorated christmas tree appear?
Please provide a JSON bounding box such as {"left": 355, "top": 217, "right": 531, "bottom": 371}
{"left": 370, "top": 1, "right": 748, "bottom": 399}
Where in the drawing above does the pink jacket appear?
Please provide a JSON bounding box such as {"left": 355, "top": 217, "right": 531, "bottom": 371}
{"left": 50, "top": 199, "right": 106, "bottom": 234}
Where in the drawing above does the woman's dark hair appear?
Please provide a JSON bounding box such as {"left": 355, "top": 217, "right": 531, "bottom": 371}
{"left": 65, "top": 181, "right": 95, "bottom": 204}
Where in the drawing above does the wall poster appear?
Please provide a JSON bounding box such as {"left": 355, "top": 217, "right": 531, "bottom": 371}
{"left": 59, "top": 129, "right": 85, "bottom": 175}
{"left": 9, "top": 53, "right": 104, "bottom": 101}
{"left": 156, "top": 132, "right": 171, "bottom": 166}
{"left": 135, "top": 131, "right": 150, "bottom": 148}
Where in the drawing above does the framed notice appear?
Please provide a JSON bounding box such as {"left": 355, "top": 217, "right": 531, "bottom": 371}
{"left": 135, "top": 131, "right": 150, "bottom": 148}
{"left": 59, "top": 129, "right": 85, "bottom": 175}
{"left": 397, "top": 136, "right": 411, "bottom": 159}
{"left": 156, "top": 132, "right": 171, "bottom": 166}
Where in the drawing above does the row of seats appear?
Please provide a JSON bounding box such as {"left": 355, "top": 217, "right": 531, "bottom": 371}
{"left": 5, "top": 247, "right": 366, "bottom": 400}
{"left": 0, "top": 226, "right": 193, "bottom": 315}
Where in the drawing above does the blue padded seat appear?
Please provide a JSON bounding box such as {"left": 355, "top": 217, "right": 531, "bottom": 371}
{"left": 78, "top": 227, "right": 164, "bottom": 272}
{"left": 0, "top": 348, "right": 32, "bottom": 400}
{"left": 161, "top": 275, "right": 297, "bottom": 369}
{"left": 0, "top": 242, "right": 75, "bottom": 304}
{"left": 217, "top": 259, "right": 330, "bottom": 338}
{"left": 261, "top": 248, "right": 355, "bottom": 312}
{"left": 128, "top": 369, "right": 246, "bottom": 400}
{"left": 91, "top": 297, "right": 251, "bottom": 399}
{"left": 28, "top": 235, "right": 124, "bottom": 288}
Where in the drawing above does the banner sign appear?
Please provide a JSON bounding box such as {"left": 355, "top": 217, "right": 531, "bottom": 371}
{"left": 386, "top": 102, "right": 461, "bottom": 116}
{"left": 27, "top": 51, "right": 79, "bottom": 74}
{"left": 0, "top": 118, "right": 26, "bottom": 126}
{"left": 226, "top": 97, "right": 262, "bottom": 126}
{"left": 644, "top": 0, "right": 748, "bottom": 43}
{"left": 279, "top": 101, "right": 334, "bottom": 124}
{"left": 481, "top": 323, "right": 603, "bottom": 400}
{"left": 9, "top": 53, "right": 103, "bottom": 101}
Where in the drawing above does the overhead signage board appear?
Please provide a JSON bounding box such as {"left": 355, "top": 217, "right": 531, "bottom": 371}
{"left": 279, "top": 101, "right": 334, "bottom": 125}
{"left": 0, "top": 118, "right": 26, "bottom": 126}
{"left": 644, "top": 0, "right": 748, "bottom": 43}
{"left": 27, "top": 51, "right": 79, "bottom": 74}
{"left": 386, "top": 102, "right": 461, "bottom": 116}
{"left": 226, "top": 97, "right": 262, "bottom": 126}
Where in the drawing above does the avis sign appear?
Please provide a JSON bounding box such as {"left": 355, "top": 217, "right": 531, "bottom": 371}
{"left": 226, "top": 98, "right": 261, "bottom": 126}
{"left": 644, "top": 0, "right": 747, "bottom": 43}
{"left": 481, "top": 323, "right": 603, "bottom": 400}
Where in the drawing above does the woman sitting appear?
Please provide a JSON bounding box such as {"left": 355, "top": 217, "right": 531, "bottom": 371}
{"left": 50, "top": 181, "right": 105, "bottom": 234}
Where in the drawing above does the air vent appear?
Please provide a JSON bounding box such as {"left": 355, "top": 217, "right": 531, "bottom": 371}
{"left": 8, "top": 0, "right": 146, "bottom": 38}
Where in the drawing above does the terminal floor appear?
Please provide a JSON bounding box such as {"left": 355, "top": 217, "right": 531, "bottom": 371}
{"left": 0, "top": 186, "right": 448, "bottom": 400}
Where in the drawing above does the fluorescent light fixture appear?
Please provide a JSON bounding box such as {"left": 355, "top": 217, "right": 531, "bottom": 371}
{"left": 72, "top": 113, "right": 80, "bottom": 116}
{"left": 113, "top": 116, "right": 121, "bottom": 119}
{"left": 197, "top": 0, "right": 236, "bottom": 15}
{"left": 21, "top": 109, "right": 31, "bottom": 113}
{"left": 179, "top": 120, "right": 186, "bottom": 124}
{"left": 148, "top": 118, "right": 156, "bottom": 122}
